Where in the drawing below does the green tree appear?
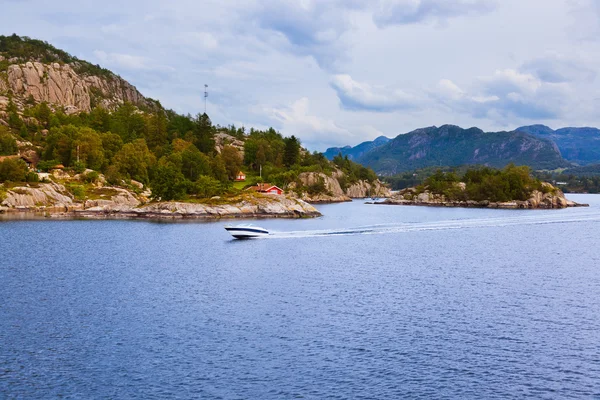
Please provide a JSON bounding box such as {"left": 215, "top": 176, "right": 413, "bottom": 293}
{"left": 33, "top": 102, "right": 52, "bottom": 128}
{"left": 181, "top": 145, "right": 212, "bottom": 181}
{"left": 89, "top": 107, "right": 111, "bottom": 133}
{"left": 144, "top": 112, "right": 168, "bottom": 151}
{"left": 192, "top": 175, "right": 223, "bottom": 198}
{"left": 211, "top": 154, "right": 228, "bottom": 182}
{"left": 150, "top": 160, "right": 187, "bottom": 201}
{"left": 43, "top": 125, "right": 79, "bottom": 165}
{"left": 112, "top": 139, "right": 156, "bottom": 183}
{"left": 72, "top": 127, "right": 104, "bottom": 170}
{"left": 100, "top": 132, "right": 123, "bottom": 162}
{"left": 192, "top": 113, "right": 215, "bottom": 154}
{"left": 221, "top": 145, "right": 243, "bottom": 180}
{"left": 110, "top": 102, "right": 146, "bottom": 143}
{"left": 0, "top": 158, "right": 27, "bottom": 182}
{"left": 0, "top": 126, "right": 18, "bottom": 155}
{"left": 283, "top": 135, "right": 300, "bottom": 167}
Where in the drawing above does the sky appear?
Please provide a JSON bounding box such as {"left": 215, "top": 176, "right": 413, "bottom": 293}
{"left": 1, "top": 0, "right": 599, "bottom": 150}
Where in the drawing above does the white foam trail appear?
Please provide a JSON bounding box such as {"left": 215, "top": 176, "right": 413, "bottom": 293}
{"left": 265, "top": 212, "right": 600, "bottom": 240}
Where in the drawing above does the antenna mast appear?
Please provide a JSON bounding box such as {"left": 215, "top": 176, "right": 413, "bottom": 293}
{"left": 204, "top": 84, "right": 208, "bottom": 114}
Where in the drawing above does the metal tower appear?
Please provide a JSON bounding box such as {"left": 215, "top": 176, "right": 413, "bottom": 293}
{"left": 204, "top": 84, "right": 208, "bottom": 114}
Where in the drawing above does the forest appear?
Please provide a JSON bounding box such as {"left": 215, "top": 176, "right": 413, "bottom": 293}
{"left": 0, "top": 99, "right": 377, "bottom": 200}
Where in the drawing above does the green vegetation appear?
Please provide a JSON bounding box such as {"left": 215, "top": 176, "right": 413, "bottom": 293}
{"left": 0, "top": 126, "right": 18, "bottom": 155}
{"left": 414, "top": 164, "right": 551, "bottom": 202}
{"left": 332, "top": 154, "right": 378, "bottom": 190}
{"left": 0, "top": 35, "right": 379, "bottom": 203}
{"left": 535, "top": 169, "right": 600, "bottom": 194}
{"left": 0, "top": 158, "right": 38, "bottom": 183}
{"left": 1, "top": 98, "right": 375, "bottom": 201}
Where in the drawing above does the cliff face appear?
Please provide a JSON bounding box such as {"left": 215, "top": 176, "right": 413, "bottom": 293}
{"left": 289, "top": 170, "right": 391, "bottom": 203}
{"left": 1, "top": 61, "right": 151, "bottom": 113}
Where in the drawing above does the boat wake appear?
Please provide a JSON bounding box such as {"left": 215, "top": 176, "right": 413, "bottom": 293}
{"left": 265, "top": 212, "right": 600, "bottom": 240}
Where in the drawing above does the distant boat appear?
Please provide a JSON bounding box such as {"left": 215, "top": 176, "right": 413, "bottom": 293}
{"left": 224, "top": 224, "right": 269, "bottom": 239}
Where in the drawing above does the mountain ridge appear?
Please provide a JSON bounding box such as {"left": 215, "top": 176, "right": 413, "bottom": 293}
{"left": 353, "top": 124, "right": 569, "bottom": 175}
{"left": 516, "top": 124, "right": 600, "bottom": 165}
{"left": 324, "top": 135, "right": 390, "bottom": 161}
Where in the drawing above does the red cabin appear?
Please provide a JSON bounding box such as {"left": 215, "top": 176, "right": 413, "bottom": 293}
{"left": 246, "top": 183, "right": 284, "bottom": 195}
{"left": 235, "top": 171, "right": 246, "bottom": 181}
{"left": 263, "top": 185, "right": 283, "bottom": 195}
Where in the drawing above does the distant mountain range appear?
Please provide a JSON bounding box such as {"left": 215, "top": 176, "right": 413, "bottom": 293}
{"left": 516, "top": 125, "right": 600, "bottom": 166}
{"left": 325, "top": 125, "right": 600, "bottom": 175}
{"left": 323, "top": 136, "right": 390, "bottom": 161}
{"left": 324, "top": 124, "right": 600, "bottom": 175}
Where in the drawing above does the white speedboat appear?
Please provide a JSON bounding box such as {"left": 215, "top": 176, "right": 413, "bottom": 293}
{"left": 224, "top": 224, "right": 269, "bottom": 239}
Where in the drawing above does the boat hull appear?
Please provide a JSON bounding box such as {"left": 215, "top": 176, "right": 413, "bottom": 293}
{"left": 225, "top": 226, "right": 269, "bottom": 239}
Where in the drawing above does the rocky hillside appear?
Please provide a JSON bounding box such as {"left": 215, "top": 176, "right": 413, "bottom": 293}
{"left": 0, "top": 34, "right": 158, "bottom": 116}
{"left": 517, "top": 125, "right": 600, "bottom": 166}
{"left": 288, "top": 170, "right": 391, "bottom": 203}
{"left": 324, "top": 136, "right": 390, "bottom": 161}
{"left": 356, "top": 125, "right": 569, "bottom": 175}
{"left": 0, "top": 35, "right": 389, "bottom": 208}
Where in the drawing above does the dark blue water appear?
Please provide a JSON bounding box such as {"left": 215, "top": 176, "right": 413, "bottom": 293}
{"left": 2, "top": 194, "right": 600, "bottom": 399}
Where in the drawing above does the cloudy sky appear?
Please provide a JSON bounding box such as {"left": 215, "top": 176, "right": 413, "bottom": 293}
{"left": 2, "top": 0, "right": 599, "bottom": 150}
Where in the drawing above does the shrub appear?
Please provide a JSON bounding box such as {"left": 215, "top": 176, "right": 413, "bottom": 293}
{"left": 0, "top": 127, "right": 18, "bottom": 155}
{"left": 82, "top": 170, "right": 99, "bottom": 183}
{"left": 0, "top": 158, "right": 27, "bottom": 182}
{"left": 73, "top": 161, "right": 86, "bottom": 174}
{"left": 192, "top": 175, "right": 224, "bottom": 198}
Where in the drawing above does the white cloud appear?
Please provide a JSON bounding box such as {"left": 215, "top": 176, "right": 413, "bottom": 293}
{"left": 330, "top": 74, "right": 420, "bottom": 112}
{"left": 92, "top": 50, "right": 174, "bottom": 72}
{"left": 434, "top": 68, "right": 571, "bottom": 122}
{"left": 373, "top": 0, "right": 497, "bottom": 26}
{"left": 437, "top": 79, "right": 465, "bottom": 100}
{"left": 1, "top": 0, "right": 600, "bottom": 149}
{"left": 521, "top": 53, "right": 597, "bottom": 83}
{"left": 267, "top": 97, "right": 351, "bottom": 148}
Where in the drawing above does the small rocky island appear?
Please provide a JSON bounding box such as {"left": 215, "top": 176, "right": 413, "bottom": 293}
{"left": 375, "top": 167, "right": 588, "bottom": 209}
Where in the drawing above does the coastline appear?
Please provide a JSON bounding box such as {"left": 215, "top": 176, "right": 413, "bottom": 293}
{"left": 0, "top": 189, "right": 322, "bottom": 221}
{"left": 371, "top": 199, "right": 589, "bottom": 209}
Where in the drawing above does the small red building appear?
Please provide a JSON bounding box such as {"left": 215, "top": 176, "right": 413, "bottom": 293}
{"left": 235, "top": 171, "right": 246, "bottom": 181}
{"left": 263, "top": 185, "right": 283, "bottom": 195}
{"left": 246, "top": 183, "right": 284, "bottom": 195}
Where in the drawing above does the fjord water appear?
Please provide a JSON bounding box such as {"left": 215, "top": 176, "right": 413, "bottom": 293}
{"left": 1, "top": 195, "right": 600, "bottom": 399}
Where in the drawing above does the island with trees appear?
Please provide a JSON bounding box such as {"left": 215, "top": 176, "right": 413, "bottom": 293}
{"left": 377, "top": 165, "right": 587, "bottom": 209}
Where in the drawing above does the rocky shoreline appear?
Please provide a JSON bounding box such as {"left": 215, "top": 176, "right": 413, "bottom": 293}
{"left": 375, "top": 184, "right": 588, "bottom": 209}
{"left": 0, "top": 182, "right": 321, "bottom": 220}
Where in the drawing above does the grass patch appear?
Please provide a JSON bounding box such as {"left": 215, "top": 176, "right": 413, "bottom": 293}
{"left": 85, "top": 187, "right": 119, "bottom": 200}
{"left": 178, "top": 191, "right": 274, "bottom": 206}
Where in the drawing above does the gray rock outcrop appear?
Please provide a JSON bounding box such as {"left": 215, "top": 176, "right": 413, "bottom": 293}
{"left": 0, "top": 182, "right": 320, "bottom": 219}
{"left": 290, "top": 170, "right": 390, "bottom": 203}
{"left": 3, "top": 61, "right": 152, "bottom": 113}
